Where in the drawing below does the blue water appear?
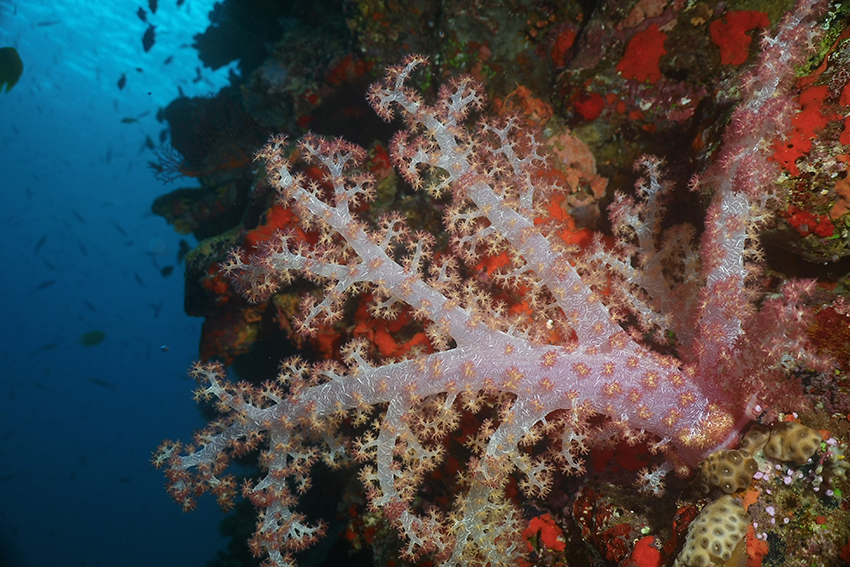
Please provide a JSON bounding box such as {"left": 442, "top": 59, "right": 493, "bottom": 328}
{"left": 0, "top": 1, "right": 239, "bottom": 565}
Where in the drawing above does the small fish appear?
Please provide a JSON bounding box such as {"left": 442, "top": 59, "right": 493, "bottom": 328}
{"left": 160, "top": 265, "right": 174, "bottom": 277}
{"left": 0, "top": 47, "right": 24, "bottom": 94}
{"left": 72, "top": 209, "right": 86, "bottom": 223}
{"left": 87, "top": 377, "right": 116, "bottom": 390}
{"left": 149, "top": 0, "right": 158, "bottom": 14}
{"left": 141, "top": 135, "right": 155, "bottom": 152}
{"left": 111, "top": 221, "right": 128, "bottom": 237}
{"left": 120, "top": 116, "right": 139, "bottom": 124}
{"left": 192, "top": 66, "right": 202, "bottom": 84}
{"left": 36, "top": 279, "right": 57, "bottom": 290}
{"left": 159, "top": 128, "right": 168, "bottom": 143}
{"left": 142, "top": 24, "right": 155, "bottom": 52}
{"left": 177, "top": 239, "right": 190, "bottom": 262}
{"left": 117, "top": 73, "right": 126, "bottom": 90}
{"left": 177, "top": 84, "right": 185, "bottom": 97}
{"left": 79, "top": 241, "right": 88, "bottom": 256}
{"left": 38, "top": 343, "right": 60, "bottom": 351}
{"left": 34, "top": 235, "right": 47, "bottom": 254}
{"left": 84, "top": 300, "right": 97, "bottom": 312}
{"left": 36, "top": 20, "right": 61, "bottom": 27}
{"left": 163, "top": 55, "right": 173, "bottom": 65}
{"left": 134, "top": 272, "right": 146, "bottom": 287}
{"left": 105, "top": 145, "right": 112, "bottom": 163}
{"left": 136, "top": 7, "right": 147, "bottom": 22}
{"left": 160, "top": 345, "right": 170, "bottom": 352}
{"left": 79, "top": 330, "right": 106, "bottom": 347}
{"left": 149, "top": 301, "right": 163, "bottom": 318}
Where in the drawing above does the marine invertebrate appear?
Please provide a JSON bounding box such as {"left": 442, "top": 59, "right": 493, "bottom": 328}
{"left": 155, "top": 2, "right": 832, "bottom": 565}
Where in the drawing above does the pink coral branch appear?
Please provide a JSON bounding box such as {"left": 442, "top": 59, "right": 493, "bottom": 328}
{"left": 156, "top": 3, "right": 830, "bottom": 564}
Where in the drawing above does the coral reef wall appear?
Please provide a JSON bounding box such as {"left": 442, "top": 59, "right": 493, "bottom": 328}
{"left": 151, "top": 1, "right": 850, "bottom": 566}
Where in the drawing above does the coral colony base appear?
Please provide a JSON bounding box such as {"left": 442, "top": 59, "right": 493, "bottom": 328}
{"left": 155, "top": 1, "right": 837, "bottom": 566}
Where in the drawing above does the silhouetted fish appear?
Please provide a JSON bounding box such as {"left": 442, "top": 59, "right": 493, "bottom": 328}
{"left": 0, "top": 47, "right": 24, "bottom": 94}
{"left": 142, "top": 25, "right": 155, "bottom": 52}
{"left": 117, "top": 73, "right": 126, "bottom": 89}
{"left": 79, "top": 331, "right": 106, "bottom": 347}
{"left": 149, "top": 0, "right": 158, "bottom": 15}
{"left": 34, "top": 235, "right": 47, "bottom": 254}
{"left": 87, "top": 377, "right": 116, "bottom": 390}
{"left": 137, "top": 7, "right": 147, "bottom": 22}
{"left": 177, "top": 239, "right": 190, "bottom": 262}
{"left": 36, "top": 279, "right": 57, "bottom": 290}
